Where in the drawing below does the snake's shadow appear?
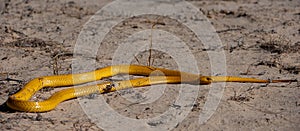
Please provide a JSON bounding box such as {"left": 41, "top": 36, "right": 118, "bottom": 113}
{"left": 0, "top": 102, "right": 16, "bottom": 113}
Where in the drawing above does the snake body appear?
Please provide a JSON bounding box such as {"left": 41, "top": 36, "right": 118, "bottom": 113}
{"left": 6, "top": 65, "right": 296, "bottom": 112}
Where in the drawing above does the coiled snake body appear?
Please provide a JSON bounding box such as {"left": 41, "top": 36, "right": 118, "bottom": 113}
{"left": 6, "top": 65, "right": 296, "bottom": 112}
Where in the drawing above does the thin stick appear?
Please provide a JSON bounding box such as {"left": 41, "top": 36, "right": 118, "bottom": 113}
{"left": 134, "top": 55, "right": 141, "bottom": 65}
{"left": 148, "top": 23, "right": 155, "bottom": 66}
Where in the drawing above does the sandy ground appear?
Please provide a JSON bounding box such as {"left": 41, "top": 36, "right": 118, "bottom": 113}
{"left": 0, "top": 0, "right": 300, "bottom": 130}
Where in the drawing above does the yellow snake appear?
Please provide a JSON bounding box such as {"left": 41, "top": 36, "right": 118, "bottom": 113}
{"left": 6, "top": 65, "right": 296, "bottom": 112}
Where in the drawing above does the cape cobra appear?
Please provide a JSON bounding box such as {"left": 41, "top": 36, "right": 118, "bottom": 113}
{"left": 6, "top": 65, "right": 296, "bottom": 112}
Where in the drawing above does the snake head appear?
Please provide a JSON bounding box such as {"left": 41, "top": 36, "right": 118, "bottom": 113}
{"left": 199, "top": 76, "right": 212, "bottom": 85}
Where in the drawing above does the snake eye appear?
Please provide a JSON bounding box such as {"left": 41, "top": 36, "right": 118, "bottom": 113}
{"left": 206, "top": 77, "right": 212, "bottom": 81}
